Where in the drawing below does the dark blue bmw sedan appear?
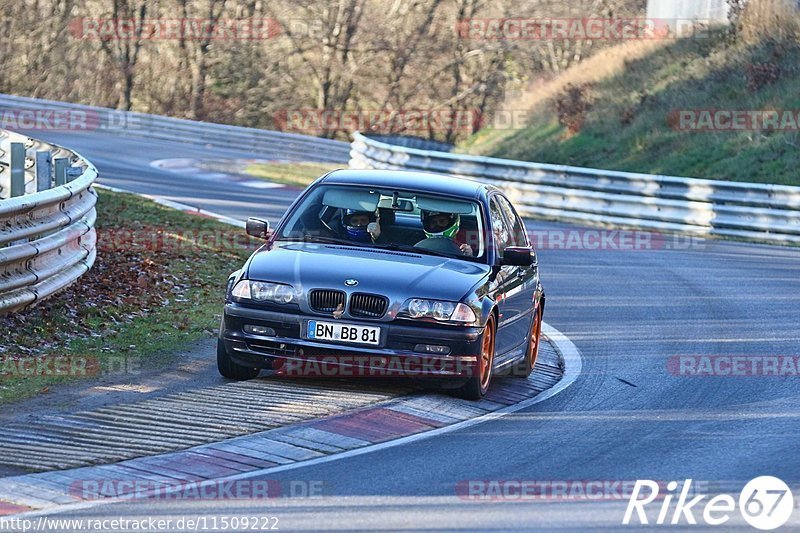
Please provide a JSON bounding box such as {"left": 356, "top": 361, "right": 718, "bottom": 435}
{"left": 218, "top": 169, "right": 544, "bottom": 399}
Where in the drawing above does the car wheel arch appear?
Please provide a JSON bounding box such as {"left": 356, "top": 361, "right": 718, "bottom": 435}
{"left": 226, "top": 269, "right": 243, "bottom": 298}
{"left": 475, "top": 296, "right": 498, "bottom": 328}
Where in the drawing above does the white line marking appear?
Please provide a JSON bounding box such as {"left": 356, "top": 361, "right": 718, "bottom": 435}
{"left": 10, "top": 321, "right": 582, "bottom": 519}
{"left": 239, "top": 180, "right": 285, "bottom": 189}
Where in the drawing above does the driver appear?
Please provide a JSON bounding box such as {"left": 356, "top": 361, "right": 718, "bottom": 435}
{"left": 343, "top": 209, "right": 377, "bottom": 243}
{"left": 421, "top": 210, "right": 473, "bottom": 256}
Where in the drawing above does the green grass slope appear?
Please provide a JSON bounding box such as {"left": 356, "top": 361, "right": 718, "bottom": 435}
{"left": 463, "top": 33, "right": 800, "bottom": 185}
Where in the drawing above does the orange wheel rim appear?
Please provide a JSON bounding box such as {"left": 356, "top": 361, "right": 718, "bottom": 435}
{"left": 479, "top": 319, "right": 494, "bottom": 389}
{"left": 529, "top": 313, "right": 541, "bottom": 368}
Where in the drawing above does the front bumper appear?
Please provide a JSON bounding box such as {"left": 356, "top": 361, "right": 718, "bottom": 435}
{"left": 222, "top": 302, "right": 483, "bottom": 379}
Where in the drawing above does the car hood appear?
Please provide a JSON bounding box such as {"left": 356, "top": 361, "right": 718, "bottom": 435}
{"left": 246, "top": 242, "right": 489, "bottom": 301}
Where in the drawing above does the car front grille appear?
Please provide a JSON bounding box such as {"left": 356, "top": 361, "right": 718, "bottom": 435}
{"left": 309, "top": 289, "right": 346, "bottom": 313}
{"left": 349, "top": 293, "right": 389, "bottom": 318}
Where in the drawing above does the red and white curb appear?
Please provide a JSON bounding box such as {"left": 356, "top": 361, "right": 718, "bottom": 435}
{"left": 0, "top": 325, "right": 580, "bottom": 517}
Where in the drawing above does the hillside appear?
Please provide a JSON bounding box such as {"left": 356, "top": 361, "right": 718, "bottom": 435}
{"left": 462, "top": 27, "right": 800, "bottom": 185}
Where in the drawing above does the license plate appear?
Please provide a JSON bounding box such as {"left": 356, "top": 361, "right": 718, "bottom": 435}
{"left": 307, "top": 320, "right": 381, "bottom": 346}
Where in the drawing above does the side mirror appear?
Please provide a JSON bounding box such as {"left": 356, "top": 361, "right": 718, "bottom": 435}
{"left": 246, "top": 217, "right": 270, "bottom": 239}
{"left": 501, "top": 246, "right": 533, "bottom": 266}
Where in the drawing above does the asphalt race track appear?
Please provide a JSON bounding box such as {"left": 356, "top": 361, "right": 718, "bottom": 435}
{"left": 14, "top": 129, "right": 800, "bottom": 530}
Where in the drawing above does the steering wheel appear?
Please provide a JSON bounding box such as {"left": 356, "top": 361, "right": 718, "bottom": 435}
{"left": 414, "top": 236, "right": 463, "bottom": 255}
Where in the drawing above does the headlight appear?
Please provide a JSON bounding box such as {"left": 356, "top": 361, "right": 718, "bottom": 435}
{"left": 401, "top": 298, "right": 476, "bottom": 324}
{"left": 232, "top": 280, "right": 295, "bottom": 304}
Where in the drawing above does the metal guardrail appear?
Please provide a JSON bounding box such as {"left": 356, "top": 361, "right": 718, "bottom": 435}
{"left": 350, "top": 132, "right": 800, "bottom": 245}
{"left": 0, "top": 129, "right": 97, "bottom": 314}
{"left": 0, "top": 93, "right": 351, "bottom": 163}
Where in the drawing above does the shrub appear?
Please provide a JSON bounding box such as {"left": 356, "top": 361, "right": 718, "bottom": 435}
{"left": 745, "top": 61, "right": 783, "bottom": 91}
{"left": 554, "top": 83, "right": 593, "bottom": 135}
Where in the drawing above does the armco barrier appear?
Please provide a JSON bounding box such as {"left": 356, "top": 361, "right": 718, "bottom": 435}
{"left": 0, "top": 129, "right": 97, "bottom": 314}
{"left": 0, "top": 93, "right": 350, "bottom": 163}
{"left": 349, "top": 132, "right": 800, "bottom": 245}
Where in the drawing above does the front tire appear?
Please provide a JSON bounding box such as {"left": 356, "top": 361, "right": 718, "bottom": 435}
{"left": 456, "top": 314, "right": 496, "bottom": 400}
{"left": 217, "top": 338, "right": 260, "bottom": 380}
{"left": 517, "top": 307, "right": 543, "bottom": 378}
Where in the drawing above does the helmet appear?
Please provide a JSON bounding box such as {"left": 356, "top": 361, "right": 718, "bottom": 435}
{"left": 421, "top": 210, "right": 460, "bottom": 238}
{"left": 343, "top": 209, "right": 376, "bottom": 243}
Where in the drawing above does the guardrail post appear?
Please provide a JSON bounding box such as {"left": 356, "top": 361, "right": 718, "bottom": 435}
{"left": 35, "top": 150, "right": 52, "bottom": 191}
{"left": 66, "top": 167, "right": 83, "bottom": 182}
{"left": 54, "top": 157, "right": 69, "bottom": 186}
{"left": 10, "top": 142, "right": 25, "bottom": 197}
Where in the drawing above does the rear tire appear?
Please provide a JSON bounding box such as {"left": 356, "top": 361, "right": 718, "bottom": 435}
{"left": 456, "top": 314, "right": 496, "bottom": 400}
{"left": 217, "top": 338, "right": 260, "bottom": 380}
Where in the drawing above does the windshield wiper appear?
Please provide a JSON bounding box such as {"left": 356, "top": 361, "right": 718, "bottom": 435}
{"left": 373, "top": 242, "right": 451, "bottom": 258}
{"left": 305, "top": 236, "right": 355, "bottom": 245}
{"left": 277, "top": 234, "right": 354, "bottom": 246}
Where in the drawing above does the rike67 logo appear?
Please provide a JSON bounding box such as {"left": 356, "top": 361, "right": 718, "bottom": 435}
{"left": 623, "top": 477, "right": 794, "bottom": 530}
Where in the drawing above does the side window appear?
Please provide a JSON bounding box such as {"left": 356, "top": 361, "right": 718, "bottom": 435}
{"left": 496, "top": 195, "right": 528, "bottom": 247}
{"left": 489, "top": 197, "right": 511, "bottom": 257}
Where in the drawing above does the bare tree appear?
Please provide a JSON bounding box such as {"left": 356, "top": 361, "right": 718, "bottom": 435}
{"left": 0, "top": 0, "right": 646, "bottom": 140}
{"left": 268, "top": 0, "right": 367, "bottom": 137}
{"left": 93, "top": 0, "right": 151, "bottom": 110}
{"left": 176, "top": 0, "right": 226, "bottom": 120}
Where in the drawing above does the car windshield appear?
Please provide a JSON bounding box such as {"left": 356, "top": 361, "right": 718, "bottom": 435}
{"left": 278, "top": 184, "right": 487, "bottom": 262}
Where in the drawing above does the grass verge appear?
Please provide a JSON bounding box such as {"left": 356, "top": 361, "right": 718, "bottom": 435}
{"left": 244, "top": 161, "right": 343, "bottom": 187}
{"left": 0, "top": 189, "right": 256, "bottom": 404}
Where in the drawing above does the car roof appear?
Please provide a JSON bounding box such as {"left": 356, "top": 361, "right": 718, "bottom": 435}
{"left": 320, "top": 169, "right": 495, "bottom": 200}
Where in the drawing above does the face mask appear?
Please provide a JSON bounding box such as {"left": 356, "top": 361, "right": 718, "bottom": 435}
{"left": 346, "top": 226, "right": 372, "bottom": 242}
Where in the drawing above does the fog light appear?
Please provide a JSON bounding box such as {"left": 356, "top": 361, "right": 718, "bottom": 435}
{"left": 244, "top": 325, "right": 276, "bottom": 336}
{"left": 414, "top": 344, "right": 451, "bottom": 355}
